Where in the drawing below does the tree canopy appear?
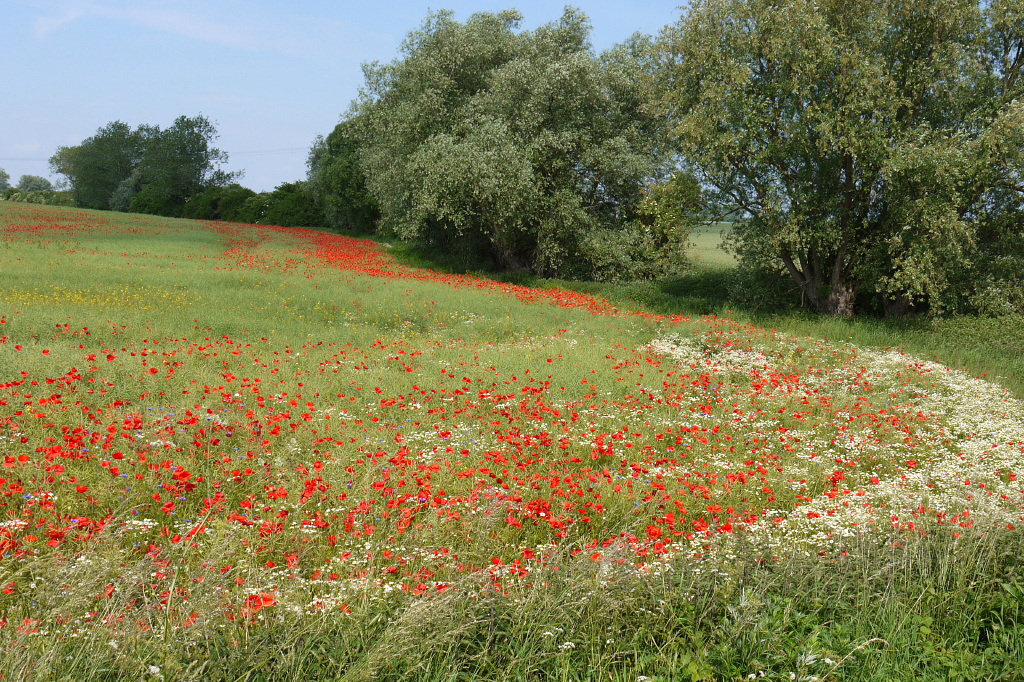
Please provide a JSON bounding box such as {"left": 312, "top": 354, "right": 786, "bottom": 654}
{"left": 350, "top": 8, "right": 675, "bottom": 280}
{"left": 50, "top": 115, "right": 235, "bottom": 216}
{"left": 0, "top": 168, "right": 9, "bottom": 191}
{"left": 49, "top": 121, "right": 153, "bottom": 210}
{"left": 16, "top": 175, "right": 53, "bottom": 193}
{"left": 652, "top": 0, "right": 1024, "bottom": 316}
{"left": 306, "top": 119, "right": 379, "bottom": 232}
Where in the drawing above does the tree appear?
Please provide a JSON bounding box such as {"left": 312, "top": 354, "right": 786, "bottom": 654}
{"left": 352, "top": 9, "right": 672, "bottom": 279}
{"left": 180, "top": 184, "right": 257, "bottom": 222}
{"left": 127, "top": 115, "right": 237, "bottom": 216}
{"left": 254, "top": 182, "right": 324, "bottom": 227}
{"left": 49, "top": 121, "right": 154, "bottom": 210}
{"left": 652, "top": 0, "right": 1024, "bottom": 316}
{"left": 307, "top": 119, "right": 379, "bottom": 232}
{"left": 50, "top": 115, "right": 237, "bottom": 216}
{"left": 16, "top": 175, "right": 53, "bottom": 193}
{"left": 0, "top": 168, "right": 9, "bottom": 191}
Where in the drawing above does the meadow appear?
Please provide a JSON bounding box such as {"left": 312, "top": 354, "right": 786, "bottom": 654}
{"left": 1, "top": 203, "right": 1023, "bottom": 681}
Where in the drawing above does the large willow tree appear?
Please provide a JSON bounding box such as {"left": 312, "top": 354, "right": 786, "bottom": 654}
{"left": 351, "top": 9, "right": 672, "bottom": 280}
{"left": 653, "top": 0, "right": 1024, "bottom": 316}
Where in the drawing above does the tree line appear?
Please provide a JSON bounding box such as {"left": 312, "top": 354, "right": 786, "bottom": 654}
{"left": 34, "top": 0, "right": 1024, "bottom": 318}
{"left": 1, "top": 170, "right": 55, "bottom": 194}
{"left": 35, "top": 114, "right": 325, "bottom": 227}
{"left": 310, "top": 0, "right": 1024, "bottom": 317}
{"left": 47, "top": 116, "right": 236, "bottom": 215}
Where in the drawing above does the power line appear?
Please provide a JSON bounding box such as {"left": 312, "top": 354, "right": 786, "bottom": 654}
{"left": 230, "top": 148, "right": 308, "bottom": 157}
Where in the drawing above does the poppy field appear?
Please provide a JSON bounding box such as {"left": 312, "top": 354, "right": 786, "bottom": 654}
{"left": 1, "top": 203, "right": 1023, "bottom": 681}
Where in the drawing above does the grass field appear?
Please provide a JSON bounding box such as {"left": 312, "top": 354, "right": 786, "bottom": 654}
{"left": 462, "top": 223, "right": 1024, "bottom": 400}
{"left": 686, "top": 223, "right": 736, "bottom": 270}
{"left": 1, "top": 203, "right": 1023, "bottom": 681}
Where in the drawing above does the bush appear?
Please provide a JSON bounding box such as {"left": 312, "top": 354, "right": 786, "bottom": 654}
{"left": 233, "top": 183, "right": 325, "bottom": 228}
{"left": 180, "top": 185, "right": 257, "bottom": 222}
{"left": 1, "top": 190, "right": 76, "bottom": 206}
{"left": 257, "top": 182, "right": 324, "bottom": 227}
{"left": 129, "top": 184, "right": 183, "bottom": 217}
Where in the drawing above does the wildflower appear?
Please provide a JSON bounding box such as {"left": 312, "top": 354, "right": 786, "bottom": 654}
{"left": 241, "top": 592, "right": 277, "bottom": 618}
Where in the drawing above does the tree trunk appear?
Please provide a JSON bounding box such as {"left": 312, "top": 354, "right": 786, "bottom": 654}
{"left": 882, "top": 291, "right": 921, "bottom": 318}
{"left": 483, "top": 210, "right": 530, "bottom": 274}
{"left": 782, "top": 250, "right": 825, "bottom": 310}
{"left": 490, "top": 234, "right": 529, "bottom": 273}
{"left": 818, "top": 153, "right": 858, "bottom": 319}
{"left": 782, "top": 248, "right": 857, "bottom": 317}
{"left": 824, "top": 280, "right": 856, "bottom": 318}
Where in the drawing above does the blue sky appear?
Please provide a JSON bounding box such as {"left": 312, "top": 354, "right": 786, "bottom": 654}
{"left": 2, "top": 1, "right": 682, "bottom": 192}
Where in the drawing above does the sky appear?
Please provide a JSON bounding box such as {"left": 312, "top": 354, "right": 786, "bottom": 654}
{"left": 1, "top": 1, "right": 683, "bottom": 193}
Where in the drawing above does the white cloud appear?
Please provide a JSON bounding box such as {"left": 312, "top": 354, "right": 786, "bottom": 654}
{"left": 28, "top": 0, "right": 405, "bottom": 65}
{"left": 31, "top": 0, "right": 292, "bottom": 53}
{"left": 32, "top": 3, "right": 89, "bottom": 38}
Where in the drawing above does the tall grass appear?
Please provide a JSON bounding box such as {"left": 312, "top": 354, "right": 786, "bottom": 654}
{"left": 4, "top": 525, "right": 1020, "bottom": 681}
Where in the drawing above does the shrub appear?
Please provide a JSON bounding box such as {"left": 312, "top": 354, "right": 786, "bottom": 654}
{"left": 180, "top": 184, "right": 257, "bottom": 222}
{"left": 257, "top": 182, "right": 324, "bottom": 228}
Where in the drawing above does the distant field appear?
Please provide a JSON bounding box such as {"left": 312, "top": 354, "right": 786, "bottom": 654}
{"left": 1, "top": 204, "right": 1022, "bottom": 681}
{"left": 687, "top": 222, "right": 736, "bottom": 270}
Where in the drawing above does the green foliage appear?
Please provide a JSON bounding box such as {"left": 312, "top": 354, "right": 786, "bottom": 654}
{"left": 180, "top": 184, "right": 258, "bottom": 222}
{"left": 128, "top": 182, "right": 183, "bottom": 217}
{"left": 226, "top": 183, "right": 326, "bottom": 228}
{"left": 1, "top": 189, "right": 75, "bottom": 206}
{"left": 108, "top": 168, "right": 142, "bottom": 213}
{"left": 128, "top": 115, "right": 237, "bottom": 216}
{"left": 0, "top": 167, "right": 9, "bottom": 191}
{"left": 49, "top": 121, "right": 154, "bottom": 210}
{"left": 635, "top": 172, "right": 703, "bottom": 276}
{"left": 653, "top": 0, "right": 1024, "bottom": 317}
{"left": 51, "top": 115, "right": 236, "bottom": 216}
{"left": 307, "top": 119, "right": 379, "bottom": 232}
{"left": 16, "top": 174, "right": 53, "bottom": 193}
{"left": 353, "top": 9, "right": 673, "bottom": 280}
{"left": 256, "top": 181, "right": 325, "bottom": 227}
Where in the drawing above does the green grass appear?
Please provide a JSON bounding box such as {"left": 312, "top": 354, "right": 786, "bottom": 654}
{"left": 1, "top": 204, "right": 1023, "bottom": 682}
{"left": 393, "top": 221, "right": 1024, "bottom": 397}
{"left": 687, "top": 223, "right": 737, "bottom": 270}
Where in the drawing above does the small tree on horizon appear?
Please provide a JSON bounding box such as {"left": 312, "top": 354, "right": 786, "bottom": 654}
{"left": 16, "top": 174, "right": 53, "bottom": 193}
{"left": 51, "top": 115, "right": 238, "bottom": 216}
